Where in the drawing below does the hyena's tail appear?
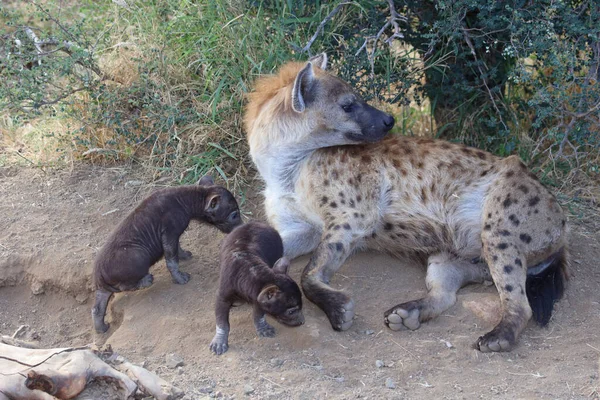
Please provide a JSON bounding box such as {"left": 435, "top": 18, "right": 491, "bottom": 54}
{"left": 525, "top": 247, "right": 569, "bottom": 326}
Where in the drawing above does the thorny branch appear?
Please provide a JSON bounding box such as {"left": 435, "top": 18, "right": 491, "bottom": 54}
{"left": 461, "top": 27, "right": 509, "bottom": 132}
{"left": 300, "top": 2, "right": 353, "bottom": 54}
{"left": 355, "top": 0, "right": 408, "bottom": 77}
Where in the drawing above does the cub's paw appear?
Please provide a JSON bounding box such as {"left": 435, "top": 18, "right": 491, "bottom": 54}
{"left": 179, "top": 249, "right": 193, "bottom": 260}
{"left": 323, "top": 294, "right": 355, "bottom": 332}
{"left": 256, "top": 324, "right": 276, "bottom": 338}
{"left": 384, "top": 301, "right": 422, "bottom": 331}
{"left": 171, "top": 271, "right": 191, "bottom": 285}
{"left": 137, "top": 274, "right": 154, "bottom": 289}
{"left": 209, "top": 337, "right": 229, "bottom": 355}
{"left": 476, "top": 326, "right": 516, "bottom": 352}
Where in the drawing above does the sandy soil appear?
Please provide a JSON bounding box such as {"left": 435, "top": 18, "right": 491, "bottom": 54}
{"left": 0, "top": 165, "right": 599, "bottom": 400}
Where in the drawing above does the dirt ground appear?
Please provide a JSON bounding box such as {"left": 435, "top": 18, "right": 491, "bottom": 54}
{"left": 0, "top": 165, "right": 599, "bottom": 400}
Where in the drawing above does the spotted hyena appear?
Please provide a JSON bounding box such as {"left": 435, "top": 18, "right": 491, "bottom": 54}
{"left": 244, "top": 53, "right": 568, "bottom": 352}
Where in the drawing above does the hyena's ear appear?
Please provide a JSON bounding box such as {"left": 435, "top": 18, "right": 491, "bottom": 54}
{"left": 205, "top": 194, "right": 220, "bottom": 211}
{"left": 292, "top": 62, "right": 316, "bottom": 113}
{"left": 197, "top": 174, "right": 214, "bottom": 186}
{"left": 308, "top": 52, "right": 328, "bottom": 70}
{"left": 273, "top": 257, "right": 291, "bottom": 275}
{"left": 257, "top": 285, "right": 281, "bottom": 304}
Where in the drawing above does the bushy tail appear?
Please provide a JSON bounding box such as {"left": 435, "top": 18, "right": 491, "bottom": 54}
{"left": 526, "top": 248, "right": 568, "bottom": 326}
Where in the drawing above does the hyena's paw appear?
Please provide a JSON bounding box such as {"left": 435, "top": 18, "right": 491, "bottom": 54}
{"left": 476, "top": 325, "right": 516, "bottom": 352}
{"left": 209, "top": 336, "right": 229, "bottom": 355}
{"left": 171, "top": 271, "right": 191, "bottom": 285}
{"left": 179, "top": 249, "right": 193, "bottom": 260}
{"left": 384, "top": 301, "right": 422, "bottom": 331}
{"left": 137, "top": 274, "right": 154, "bottom": 289}
{"left": 323, "top": 294, "right": 355, "bottom": 331}
{"left": 256, "top": 323, "right": 276, "bottom": 338}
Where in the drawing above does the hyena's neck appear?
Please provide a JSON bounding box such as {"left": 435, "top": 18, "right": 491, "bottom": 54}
{"left": 253, "top": 148, "right": 313, "bottom": 193}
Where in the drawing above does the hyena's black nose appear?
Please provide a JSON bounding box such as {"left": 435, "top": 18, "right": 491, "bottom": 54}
{"left": 383, "top": 114, "right": 395, "bottom": 129}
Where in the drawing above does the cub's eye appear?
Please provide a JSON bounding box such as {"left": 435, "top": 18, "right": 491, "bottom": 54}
{"left": 341, "top": 103, "right": 354, "bottom": 113}
{"left": 287, "top": 308, "right": 296, "bottom": 316}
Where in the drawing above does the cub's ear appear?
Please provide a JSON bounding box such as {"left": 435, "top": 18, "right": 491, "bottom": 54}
{"left": 197, "top": 174, "right": 215, "bottom": 186}
{"left": 308, "top": 52, "right": 328, "bottom": 70}
{"left": 273, "top": 257, "right": 291, "bottom": 275}
{"left": 205, "top": 194, "right": 220, "bottom": 211}
{"left": 257, "top": 285, "right": 281, "bottom": 304}
{"left": 292, "top": 61, "right": 317, "bottom": 113}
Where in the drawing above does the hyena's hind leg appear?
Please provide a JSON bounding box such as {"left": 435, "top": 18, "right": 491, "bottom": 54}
{"left": 384, "top": 253, "right": 491, "bottom": 331}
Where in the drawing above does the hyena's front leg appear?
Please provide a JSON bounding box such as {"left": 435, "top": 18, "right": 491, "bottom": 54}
{"left": 210, "top": 297, "right": 232, "bottom": 355}
{"left": 384, "top": 253, "right": 491, "bottom": 331}
{"left": 477, "top": 237, "right": 531, "bottom": 352}
{"left": 301, "top": 236, "right": 355, "bottom": 331}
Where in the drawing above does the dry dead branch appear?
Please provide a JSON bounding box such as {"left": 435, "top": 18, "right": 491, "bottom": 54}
{"left": 0, "top": 342, "right": 183, "bottom": 400}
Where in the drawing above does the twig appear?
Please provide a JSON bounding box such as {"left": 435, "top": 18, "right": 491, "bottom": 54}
{"left": 461, "top": 27, "right": 509, "bottom": 132}
{"left": 355, "top": 0, "right": 408, "bottom": 77}
{"left": 23, "top": 27, "right": 43, "bottom": 66}
{"left": 586, "top": 343, "right": 600, "bottom": 353}
{"left": 301, "top": 2, "right": 353, "bottom": 54}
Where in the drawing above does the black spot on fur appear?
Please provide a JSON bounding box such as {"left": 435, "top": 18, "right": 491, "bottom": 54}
{"left": 509, "top": 214, "right": 520, "bottom": 226}
{"left": 497, "top": 243, "right": 508, "bottom": 250}
{"left": 518, "top": 185, "right": 529, "bottom": 194}
{"left": 343, "top": 223, "right": 351, "bottom": 230}
{"left": 353, "top": 212, "right": 359, "bottom": 218}
{"left": 484, "top": 224, "right": 491, "bottom": 231}
{"left": 349, "top": 199, "right": 355, "bottom": 208}
{"left": 334, "top": 242, "right": 343, "bottom": 251}
{"left": 519, "top": 233, "right": 532, "bottom": 244}
{"left": 505, "top": 284, "right": 513, "bottom": 292}
{"left": 503, "top": 196, "right": 513, "bottom": 208}
{"left": 528, "top": 196, "right": 540, "bottom": 207}
{"left": 323, "top": 179, "right": 330, "bottom": 186}
{"left": 487, "top": 213, "right": 492, "bottom": 218}
{"left": 384, "top": 223, "right": 393, "bottom": 231}
{"left": 499, "top": 230, "right": 511, "bottom": 236}
{"left": 324, "top": 233, "right": 332, "bottom": 240}
{"left": 356, "top": 195, "right": 362, "bottom": 203}
{"left": 515, "top": 258, "right": 522, "bottom": 267}
{"left": 320, "top": 196, "right": 328, "bottom": 205}
{"left": 492, "top": 255, "right": 498, "bottom": 261}
{"left": 330, "top": 201, "right": 337, "bottom": 208}
{"left": 504, "top": 265, "right": 513, "bottom": 273}
{"left": 506, "top": 171, "right": 515, "bottom": 178}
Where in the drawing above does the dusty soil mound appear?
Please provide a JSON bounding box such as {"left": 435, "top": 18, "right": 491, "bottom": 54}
{"left": 1, "top": 165, "right": 599, "bottom": 399}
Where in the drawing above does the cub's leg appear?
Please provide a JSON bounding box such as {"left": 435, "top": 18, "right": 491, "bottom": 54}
{"left": 209, "top": 297, "right": 232, "bottom": 355}
{"left": 178, "top": 243, "right": 192, "bottom": 260}
{"left": 301, "top": 230, "right": 356, "bottom": 331}
{"left": 253, "top": 303, "right": 276, "bottom": 337}
{"left": 384, "top": 253, "right": 490, "bottom": 330}
{"left": 92, "top": 288, "right": 113, "bottom": 334}
{"left": 162, "top": 234, "right": 190, "bottom": 284}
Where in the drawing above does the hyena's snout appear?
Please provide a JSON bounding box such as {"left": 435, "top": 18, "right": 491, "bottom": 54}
{"left": 349, "top": 103, "right": 395, "bottom": 143}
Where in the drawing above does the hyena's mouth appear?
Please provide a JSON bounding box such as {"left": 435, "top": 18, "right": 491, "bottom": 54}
{"left": 345, "top": 130, "right": 389, "bottom": 143}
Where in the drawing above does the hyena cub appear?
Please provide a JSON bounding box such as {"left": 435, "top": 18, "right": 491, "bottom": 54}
{"left": 244, "top": 53, "right": 569, "bottom": 352}
{"left": 209, "top": 221, "right": 304, "bottom": 355}
{"left": 92, "top": 175, "right": 242, "bottom": 334}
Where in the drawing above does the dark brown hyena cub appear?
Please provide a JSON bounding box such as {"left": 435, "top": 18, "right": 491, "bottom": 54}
{"left": 209, "top": 221, "right": 304, "bottom": 355}
{"left": 92, "top": 175, "right": 242, "bottom": 334}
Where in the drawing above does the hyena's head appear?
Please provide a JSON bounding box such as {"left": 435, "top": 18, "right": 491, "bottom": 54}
{"left": 245, "top": 53, "right": 395, "bottom": 160}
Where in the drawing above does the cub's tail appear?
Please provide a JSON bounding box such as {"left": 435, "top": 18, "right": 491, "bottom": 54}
{"left": 526, "top": 247, "right": 569, "bottom": 326}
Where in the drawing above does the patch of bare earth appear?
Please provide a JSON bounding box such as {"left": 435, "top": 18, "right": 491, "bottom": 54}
{"left": 1, "top": 165, "right": 599, "bottom": 399}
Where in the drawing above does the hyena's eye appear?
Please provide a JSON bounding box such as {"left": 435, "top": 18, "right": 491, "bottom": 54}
{"left": 341, "top": 102, "right": 354, "bottom": 113}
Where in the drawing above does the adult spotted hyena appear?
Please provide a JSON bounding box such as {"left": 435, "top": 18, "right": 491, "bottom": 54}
{"left": 244, "top": 54, "right": 568, "bottom": 352}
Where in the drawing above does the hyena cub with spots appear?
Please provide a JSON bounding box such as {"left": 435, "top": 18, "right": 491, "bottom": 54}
{"left": 244, "top": 53, "right": 569, "bottom": 352}
{"left": 209, "top": 221, "right": 304, "bottom": 355}
{"left": 92, "top": 175, "right": 242, "bottom": 333}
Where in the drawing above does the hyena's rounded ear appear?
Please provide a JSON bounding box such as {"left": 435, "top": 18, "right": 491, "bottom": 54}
{"left": 205, "top": 194, "right": 220, "bottom": 211}
{"left": 257, "top": 284, "right": 281, "bottom": 304}
{"left": 273, "top": 257, "right": 291, "bottom": 275}
{"left": 308, "top": 52, "right": 328, "bottom": 70}
{"left": 292, "top": 62, "right": 316, "bottom": 113}
{"left": 197, "top": 174, "right": 215, "bottom": 186}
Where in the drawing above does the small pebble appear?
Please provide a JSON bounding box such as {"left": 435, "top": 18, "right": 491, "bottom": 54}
{"left": 244, "top": 384, "right": 255, "bottom": 395}
{"left": 165, "top": 353, "right": 184, "bottom": 369}
{"left": 364, "top": 329, "right": 375, "bottom": 335}
{"left": 375, "top": 360, "right": 385, "bottom": 368}
{"left": 385, "top": 377, "right": 395, "bottom": 389}
{"left": 270, "top": 358, "right": 284, "bottom": 367}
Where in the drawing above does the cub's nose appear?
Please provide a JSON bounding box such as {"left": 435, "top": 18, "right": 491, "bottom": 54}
{"left": 383, "top": 114, "right": 395, "bottom": 129}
